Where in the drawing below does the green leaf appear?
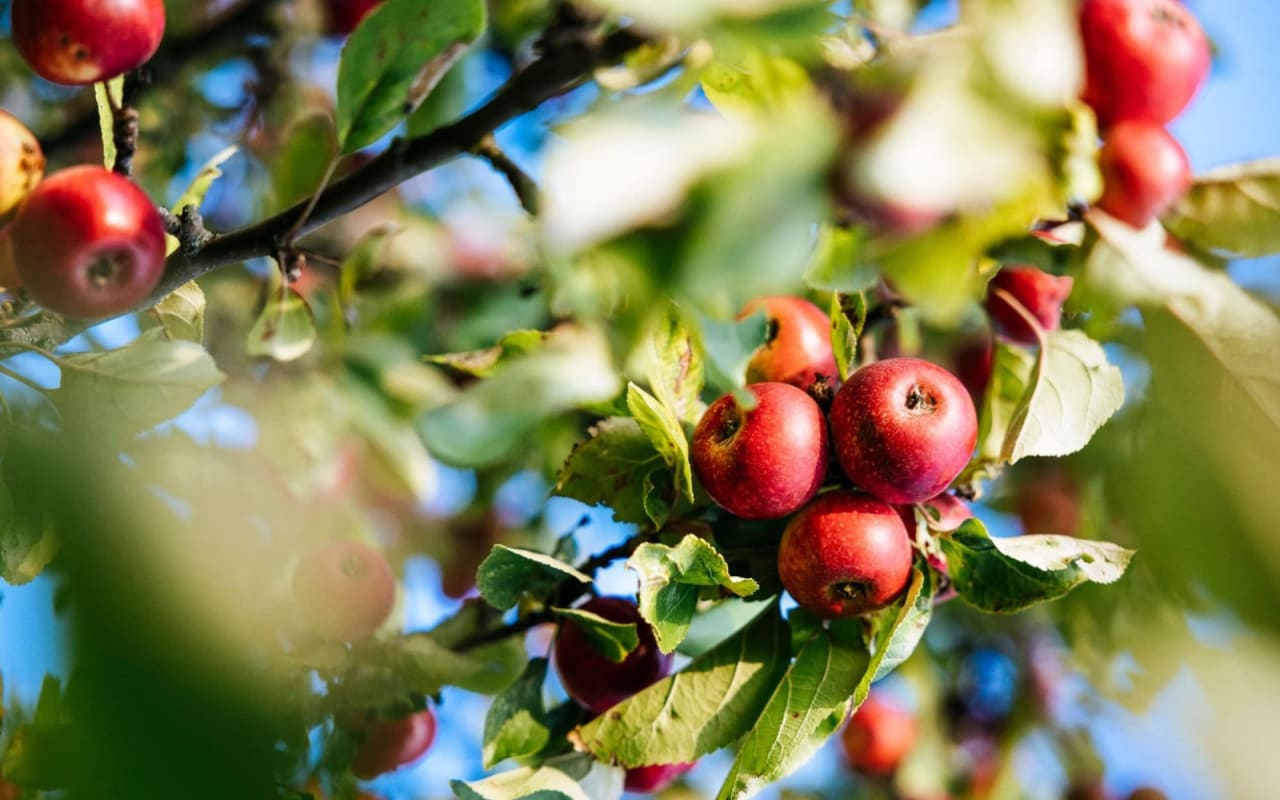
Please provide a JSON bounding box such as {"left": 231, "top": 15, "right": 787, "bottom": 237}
{"left": 270, "top": 115, "right": 338, "bottom": 212}
{"left": 426, "top": 330, "right": 548, "bottom": 379}
{"left": 1164, "top": 158, "right": 1280, "bottom": 258}
{"left": 716, "top": 623, "right": 868, "bottom": 800}
{"left": 483, "top": 658, "right": 552, "bottom": 768}
{"left": 398, "top": 632, "right": 525, "bottom": 696}
{"left": 627, "top": 535, "right": 760, "bottom": 653}
{"left": 700, "top": 54, "right": 813, "bottom": 117}
{"left": 698, "top": 311, "right": 769, "bottom": 393}
{"left": 476, "top": 545, "right": 591, "bottom": 611}
{"left": 94, "top": 77, "right": 124, "bottom": 168}
{"left": 335, "top": 0, "right": 486, "bottom": 152}
{"left": 555, "top": 417, "right": 664, "bottom": 526}
{"left": 339, "top": 375, "right": 438, "bottom": 503}
{"left": 941, "top": 519, "right": 1133, "bottom": 614}
{"left": 453, "top": 753, "right": 624, "bottom": 800}
{"left": 626, "top": 383, "right": 694, "bottom": 504}
{"left": 246, "top": 283, "right": 317, "bottom": 362}
{"left": 0, "top": 478, "right": 56, "bottom": 586}
{"left": 152, "top": 282, "right": 206, "bottom": 343}
{"left": 56, "top": 334, "right": 225, "bottom": 434}
{"left": 338, "top": 226, "right": 400, "bottom": 306}
{"left": 861, "top": 567, "right": 934, "bottom": 686}
{"left": 804, "top": 225, "right": 875, "bottom": 294}
{"left": 171, "top": 146, "right": 237, "bottom": 222}
{"left": 975, "top": 342, "right": 1035, "bottom": 462}
{"left": 421, "top": 326, "right": 621, "bottom": 467}
{"left": 647, "top": 304, "right": 705, "bottom": 426}
{"left": 552, "top": 607, "right": 639, "bottom": 663}
{"left": 1002, "top": 330, "right": 1124, "bottom": 463}
{"left": 572, "top": 601, "right": 789, "bottom": 768}
{"left": 830, "top": 291, "right": 867, "bottom": 382}
{"left": 2, "top": 677, "right": 69, "bottom": 790}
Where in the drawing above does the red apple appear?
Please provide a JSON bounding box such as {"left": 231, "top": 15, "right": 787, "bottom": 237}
{"left": 841, "top": 694, "right": 918, "bottom": 776}
{"left": 777, "top": 491, "right": 913, "bottom": 618}
{"left": 0, "top": 110, "right": 44, "bottom": 218}
{"left": 1097, "top": 122, "right": 1191, "bottom": 229}
{"left": 624, "top": 762, "right": 696, "bottom": 794}
{"left": 829, "top": 358, "right": 978, "bottom": 505}
{"left": 1080, "top": 0, "right": 1210, "bottom": 129}
{"left": 691, "top": 382, "right": 829, "bottom": 520}
{"left": 896, "top": 493, "right": 973, "bottom": 537}
{"left": 327, "top": 0, "right": 384, "bottom": 36}
{"left": 10, "top": 165, "right": 167, "bottom": 319}
{"left": 984, "top": 266, "right": 1074, "bottom": 344}
{"left": 350, "top": 708, "right": 436, "bottom": 779}
{"left": 293, "top": 540, "right": 397, "bottom": 642}
{"left": 554, "top": 597, "right": 671, "bottom": 714}
{"left": 739, "top": 296, "right": 838, "bottom": 391}
{"left": 12, "top": 0, "right": 166, "bottom": 86}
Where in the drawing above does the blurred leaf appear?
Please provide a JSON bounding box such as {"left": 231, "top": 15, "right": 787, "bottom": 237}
{"left": 556, "top": 417, "right": 664, "bottom": 526}
{"left": 628, "top": 535, "right": 760, "bottom": 653}
{"left": 339, "top": 375, "right": 439, "bottom": 503}
{"left": 453, "top": 753, "right": 624, "bottom": 800}
{"left": 399, "top": 632, "right": 525, "bottom": 696}
{"left": 582, "top": 0, "right": 830, "bottom": 51}
{"left": 336, "top": 0, "right": 486, "bottom": 152}
{"left": 172, "top": 146, "right": 237, "bottom": 218}
{"left": 976, "top": 341, "right": 1035, "bottom": 462}
{"left": 152, "top": 282, "right": 206, "bottom": 343}
{"left": 426, "top": 330, "right": 547, "bottom": 378}
{"left": 1164, "top": 158, "right": 1280, "bottom": 258}
{"left": 246, "top": 284, "right": 317, "bottom": 362}
{"left": 339, "top": 226, "right": 400, "bottom": 306}
{"left": 852, "top": 0, "right": 927, "bottom": 30}
{"left": 94, "top": 77, "right": 124, "bottom": 169}
{"left": 698, "top": 311, "right": 769, "bottom": 393}
{"left": 701, "top": 54, "right": 813, "bottom": 117}
{"left": 271, "top": 115, "right": 338, "bottom": 212}
{"left": 1002, "top": 330, "right": 1124, "bottom": 462}
{"left": 804, "top": 225, "right": 875, "bottom": 294}
{"left": 476, "top": 545, "right": 591, "bottom": 611}
{"left": 2, "top": 677, "right": 69, "bottom": 789}
{"left": 0, "top": 478, "right": 56, "bottom": 587}
{"left": 552, "top": 608, "right": 639, "bottom": 663}
{"left": 862, "top": 566, "right": 933, "bottom": 685}
{"left": 421, "top": 326, "right": 621, "bottom": 467}
{"left": 716, "top": 623, "right": 868, "bottom": 799}
{"left": 830, "top": 291, "right": 867, "bottom": 381}
{"left": 573, "top": 602, "right": 789, "bottom": 767}
{"left": 626, "top": 383, "right": 694, "bottom": 504}
{"left": 483, "top": 658, "right": 552, "bottom": 768}
{"left": 647, "top": 304, "right": 705, "bottom": 426}
{"left": 941, "top": 519, "right": 1133, "bottom": 613}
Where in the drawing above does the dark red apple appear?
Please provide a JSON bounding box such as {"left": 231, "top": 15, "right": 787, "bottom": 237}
{"left": 777, "top": 491, "right": 913, "bottom": 618}
{"left": 739, "top": 296, "right": 838, "bottom": 391}
{"left": 350, "top": 708, "right": 436, "bottom": 779}
{"left": 624, "top": 762, "right": 696, "bottom": 794}
{"left": 1080, "top": 0, "right": 1210, "bottom": 129}
{"left": 1097, "top": 122, "right": 1192, "bottom": 229}
{"left": 327, "top": 0, "right": 384, "bottom": 35}
{"left": 293, "top": 540, "right": 397, "bottom": 642}
{"left": 829, "top": 358, "right": 978, "bottom": 505}
{"left": 10, "top": 165, "right": 167, "bottom": 319}
{"left": 691, "top": 382, "right": 829, "bottom": 520}
{"left": 0, "top": 110, "right": 44, "bottom": 218}
{"left": 12, "top": 0, "right": 165, "bottom": 86}
{"left": 841, "top": 694, "right": 918, "bottom": 776}
{"left": 984, "top": 266, "right": 1074, "bottom": 344}
{"left": 554, "top": 597, "right": 671, "bottom": 714}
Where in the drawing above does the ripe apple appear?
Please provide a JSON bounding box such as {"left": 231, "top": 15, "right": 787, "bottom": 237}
{"left": 10, "top": 165, "right": 167, "bottom": 319}
{"left": 829, "top": 358, "right": 978, "bottom": 505}
{"left": 896, "top": 493, "right": 972, "bottom": 537}
{"left": 624, "top": 762, "right": 696, "bottom": 794}
{"left": 292, "top": 540, "right": 397, "bottom": 642}
{"left": 691, "top": 382, "right": 829, "bottom": 520}
{"left": 777, "top": 491, "right": 913, "bottom": 618}
{"left": 1097, "top": 122, "right": 1191, "bottom": 229}
{"left": 327, "top": 0, "right": 384, "bottom": 35}
{"left": 350, "top": 708, "right": 437, "bottom": 780}
{"left": 554, "top": 596, "right": 672, "bottom": 714}
{"left": 1080, "top": 0, "right": 1210, "bottom": 129}
{"left": 0, "top": 110, "right": 44, "bottom": 218}
{"left": 739, "top": 296, "right": 838, "bottom": 391}
{"left": 12, "top": 0, "right": 166, "bottom": 86}
{"left": 984, "top": 266, "right": 1074, "bottom": 344}
{"left": 841, "top": 694, "right": 918, "bottom": 776}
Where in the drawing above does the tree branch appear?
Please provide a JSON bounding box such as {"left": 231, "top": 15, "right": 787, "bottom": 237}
{"left": 472, "top": 135, "right": 540, "bottom": 215}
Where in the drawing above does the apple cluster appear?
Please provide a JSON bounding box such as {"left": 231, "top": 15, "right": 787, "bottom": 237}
{"left": 690, "top": 296, "right": 979, "bottom": 619}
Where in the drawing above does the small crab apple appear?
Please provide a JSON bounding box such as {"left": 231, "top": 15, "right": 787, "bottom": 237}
{"left": 292, "top": 540, "right": 397, "bottom": 642}
{"left": 554, "top": 597, "right": 671, "bottom": 715}
{"left": 830, "top": 358, "right": 978, "bottom": 505}
{"left": 1080, "top": 0, "right": 1211, "bottom": 129}
{"left": 12, "top": 0, "right": 165, "bottom": 86}
{"left": 10, "top": 165, "right": 166, "bottom": 319}
{"left": 350, "top": 708, "right": 437, "bottom": 780}
{"left": 624, "top": 762, "right": 696, "bottom": 794}
{"left": 326, "top": 0, "right": 384, "bottom": 35}
{"left": 691, "top": 382, "right": 829, "bottom": 520}
{"left": 842, "top": 693, "right": 918, "bottom": 776}
{"left": 777, "top": 491, "right": 913, "bottom": 618}
{"left": 0, "top": 110, "right": 44, "bottom": 218}
{"left": 1097, "top": 122, "right": 1192, "bottom": 229}
{"left": 984, "top": 266, "right": 1074, "bottom": 345}
{"left": 739, "top": 296, "right": 838, "bottom": 391}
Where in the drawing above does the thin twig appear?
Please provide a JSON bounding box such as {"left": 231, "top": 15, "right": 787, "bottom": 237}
{"left": 472, "top": 135, "right": 540, "bottom": 215}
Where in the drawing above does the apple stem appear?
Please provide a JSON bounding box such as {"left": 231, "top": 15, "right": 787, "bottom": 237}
{"left": 990, "top": 286, "right": 1048, "bottom": 348}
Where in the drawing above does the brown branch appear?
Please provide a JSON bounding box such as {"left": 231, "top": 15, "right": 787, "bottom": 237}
{"left": 472, "top": 134, "right": 540, "bottom": 215}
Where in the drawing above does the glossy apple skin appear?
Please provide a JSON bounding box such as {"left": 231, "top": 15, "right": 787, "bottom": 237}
{"left": 777, "top": 491, "right": 913, "bottom": 618}
{"left": 1080, "top": 0, "right": 1210, "bottom": 129}
{"left": 12, "top": 0, "right": 165, "bottom": 86}
{"left": 624, "top": 761, "right": 696, "bottom": 794}
{"left": 830, "top": 358, "right": 978, "bottom": 505}
{"left": 841, "top": 694, "right": 918, "bottom": 776}
{"left": 0, "top": 110, "right": 44, "bottom": 218}
{"left": 327, "top": 0, "right": 384, "bottom": 35}
{"left": 1097, "top": 122, "right": 1191, "bottom": 229}
{"left": 739, "top": 296, "right": 838, "bottom": 391}
{"left": 554, "top": 597, "right": 672, "bottom": 715}
{"left": 293, "top": 540, "right": 397, "bottom": 642}
{"left": 351, "top": 708, "right": 436, "bottom": 780}
{"left": 984, "top": 266, "right": 1074, "bottom": 344}
{"left": 692, "top": 382, "right": 829, "bottom": 520}
{"left": 10, "top": 166, "right": 166, "bottom": 319}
